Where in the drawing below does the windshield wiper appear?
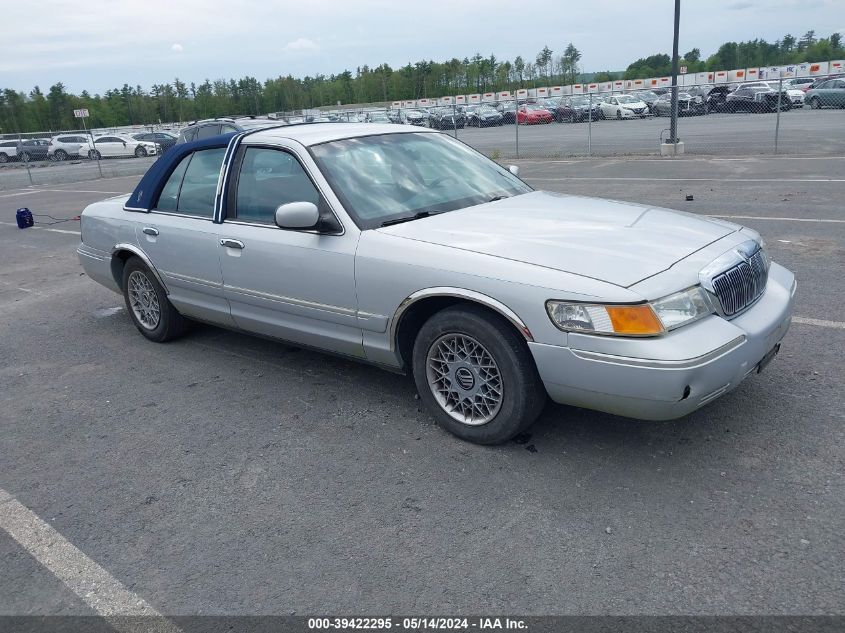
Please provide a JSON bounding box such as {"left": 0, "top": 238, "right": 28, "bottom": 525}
{"left": 488, "top": 194, "right": 510, "bottom": 202}
{"left": 380, "top": 211, "right": 438, "bottom": 227}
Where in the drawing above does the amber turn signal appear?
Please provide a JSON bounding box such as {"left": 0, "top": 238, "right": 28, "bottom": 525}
{"left": 604, "top": 305, "right": 665, "bottom": 335}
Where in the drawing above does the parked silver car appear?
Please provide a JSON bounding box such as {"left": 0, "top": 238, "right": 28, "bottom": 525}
{"left": 77, "top": 125, "right": 795, "bottom": 444}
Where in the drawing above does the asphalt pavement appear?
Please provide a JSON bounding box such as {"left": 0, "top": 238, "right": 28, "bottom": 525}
{"left": 0, "top": 157, "right": 843, "bottom": 617}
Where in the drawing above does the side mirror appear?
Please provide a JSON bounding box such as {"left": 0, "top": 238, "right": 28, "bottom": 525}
{"left": 507, "top": 165, "right": 520, "bottom": 176}
{"left": 274, "top": 201, "right": 320, "bottom": 230}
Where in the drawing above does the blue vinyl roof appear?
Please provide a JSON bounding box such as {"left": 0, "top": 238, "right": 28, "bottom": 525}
{"left": 124, "top": 132, "right": 237, "bottom": 211}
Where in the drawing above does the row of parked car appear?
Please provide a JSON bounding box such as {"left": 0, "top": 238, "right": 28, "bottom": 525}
{"left": 378, "top": 75, "right": 845, "bottom": 128}
{"left": 0, "top": 131, "right": 179, "bottom": 164}
{"left": 3, "top": 75, "right": 841, "bottom": 164}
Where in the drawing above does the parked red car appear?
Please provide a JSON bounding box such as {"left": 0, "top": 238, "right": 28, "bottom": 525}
{"left": 517, "top": 104, "right": 554, "bottom": 124}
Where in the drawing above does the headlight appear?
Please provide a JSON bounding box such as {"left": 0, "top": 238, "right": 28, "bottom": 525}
{"left": 547, "top": 286, "right": 714, "bottom": 337}
{"left": 649, "top": 286, "right": 713, "bottom": 330}
{"left": 546, "top": 302, "right": 664, "bottom": 336}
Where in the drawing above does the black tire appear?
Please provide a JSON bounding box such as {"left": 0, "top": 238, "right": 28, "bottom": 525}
{"left": 412, "top": 305, "right": 547, "bottom": 445}
{"left": 88, "top": 149, "right": 101, "bottom": 160}
{"left": 122, "top": 256, "right": 188, "bottom": 343}
{"left": 809, "top": 97, "right": 821, "bottom": 110}
{"left": 0, "top": 152, "right": 8, "bottom": 163}
{"left": 135, "top": 146, "right": 147, "bottom": 157}
{"left": 616, "top": 110, "right": 623, "bottom": 120}
{"left": 20, "top": 152, "right": 31, "bottom": 162}
{"left": 54, "top": 149, "right": 68, "bottom": 161}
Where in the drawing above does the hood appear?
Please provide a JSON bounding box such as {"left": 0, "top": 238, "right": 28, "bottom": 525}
{"left": 376, "top": 191, "right": 738, "bottom": 287}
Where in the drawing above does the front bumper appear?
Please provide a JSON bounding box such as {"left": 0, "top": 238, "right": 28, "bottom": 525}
{"left": 529, "top": 262, "right": 796, "bottom": 421}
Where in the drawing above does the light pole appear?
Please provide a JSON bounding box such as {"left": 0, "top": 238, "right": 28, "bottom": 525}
{"left": 669, "top": 0, "right": 681, "bottom": 145}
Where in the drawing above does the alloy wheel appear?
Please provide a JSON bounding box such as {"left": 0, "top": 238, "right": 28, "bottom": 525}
{"left": 127, "top": 271, "right": 161, "bottom": 330}
{"left": 425, "top": 333, "right": 503, "bottom": 426}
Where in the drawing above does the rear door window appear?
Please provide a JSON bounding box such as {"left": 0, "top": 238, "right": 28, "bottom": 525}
{"left": 154, "top": 154, "right": 192, "bottom": 212}
{"left": 176, "top": 148, "right": 227, "bottom": 217}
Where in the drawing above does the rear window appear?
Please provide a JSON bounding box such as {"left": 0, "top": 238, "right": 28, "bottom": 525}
{"left": 178, "top": 128, "right": 197, "bottom": 143}
{"left": 196, "top": 124, "right": 222, "bottom": 140}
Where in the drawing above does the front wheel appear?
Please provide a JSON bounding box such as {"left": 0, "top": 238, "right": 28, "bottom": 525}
{"left": 412, "top": 305, "right": 547, "bottom": 444}
{"left": 809, "top": 97, "right": 821, "bottom": 109}
{"left": 122, "top": 257, "right": 188, "bottom": 342}
{"left": 88, "top": 149, "right": 101, "bottom": 160}
{"left": 616, "top": 110, "right": 623, "bottom": 120}
{"left": 135, "top": 146, "right": 147, "bottom": 157}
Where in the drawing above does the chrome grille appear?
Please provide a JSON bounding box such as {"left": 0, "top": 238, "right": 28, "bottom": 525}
{"left": 711, "top": 249, "right": 768, "bottom": 316}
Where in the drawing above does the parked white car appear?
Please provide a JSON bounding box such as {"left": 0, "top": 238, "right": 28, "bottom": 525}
{"left": 599, "top": 94, "right": 650, "bottom": 119}
{"left": 48, "top": 134, "right": 91, "bottom": 161}
{"left": 87, "top": 134, "right": 158, "bottom": 159}
{"left": 765, "top": 82, "right": 805, "bottom": 107}
{"left": 0, "top": 140, "right": 19, "bottom": 163}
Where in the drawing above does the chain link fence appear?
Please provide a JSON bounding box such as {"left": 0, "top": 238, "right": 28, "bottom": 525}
{"left": 0, "top": 124, "right": 184, "bottom": 189}
{"left": 2, "top": 77, "right": 843, "bottom": 190}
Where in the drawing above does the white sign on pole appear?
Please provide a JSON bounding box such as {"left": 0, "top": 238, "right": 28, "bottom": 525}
{"left": 679, "top": 66, "right": 688, "bottom": 74}
{"left": 73, "top": 109, "right": 89, "bottom": 118}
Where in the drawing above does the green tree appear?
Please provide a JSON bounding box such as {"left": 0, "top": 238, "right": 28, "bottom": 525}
{"left": 513, "top": 56, "right": 525, "bottom": 86}
{"left": 536, "top": 45, "right": 553, "bottom": 83}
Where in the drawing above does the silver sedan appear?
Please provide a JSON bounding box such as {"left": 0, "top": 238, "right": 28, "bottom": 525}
{"left": 78, "top": 124, "right": 795, "bottom": 444}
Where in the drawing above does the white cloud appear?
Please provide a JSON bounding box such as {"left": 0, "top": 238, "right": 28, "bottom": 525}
{"left": 171, "top": 43, "right": 184, "bottom": 53}
{"left": 283, "top": 38, "right": 319, "bottom": 53}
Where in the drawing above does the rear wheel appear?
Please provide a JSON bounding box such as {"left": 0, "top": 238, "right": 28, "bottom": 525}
{"left": 122, "top": 257, "right": 188, "bottom": 343}
{"left": 20, "top": 152, "right": 31, "bottom": 162}
{"left": 412, "top": 305, "right": 546, "bottom": 444}
{"left": 616, "top": 110, "right": 623, "bottom": 120}
{"left": 54, "top": 149, "right": 68, "bottom": 161}
{"left": 88, "top": 149, "right": 101, "bottom": 160}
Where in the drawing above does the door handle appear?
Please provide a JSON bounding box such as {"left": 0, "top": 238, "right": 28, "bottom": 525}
{"left": 220, "top": 238, "right": 244, "bottom": 250}
{"left": 142, "top": 227, "right": 159, "bottom": 236}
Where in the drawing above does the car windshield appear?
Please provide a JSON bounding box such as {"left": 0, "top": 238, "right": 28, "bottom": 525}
{"left": 637, "top": 91, "right": 658, "bottom": 99}
{"left": 478, "top": 106, "right": 497, "bottom": 114}
{"left": 570, "top": 96, "right": 589, "bottom": 105}
{"left": 523, "top": 105, "right": 545, "bottom": 111}
{"left": 310, "top": 132, "right": 532, "bottom": 229}
{"left": 616, "top": 95, "right": 639, "bottom": 104}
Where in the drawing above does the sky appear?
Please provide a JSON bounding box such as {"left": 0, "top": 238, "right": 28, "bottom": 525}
{"left": 2, "top": 0, "right": 843, "bottom": 95}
